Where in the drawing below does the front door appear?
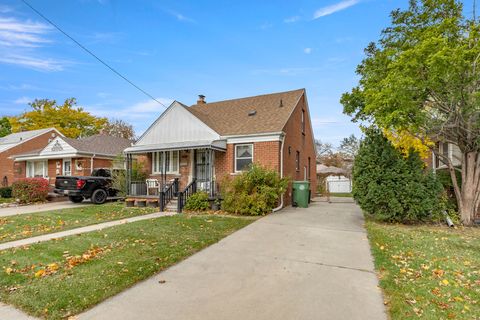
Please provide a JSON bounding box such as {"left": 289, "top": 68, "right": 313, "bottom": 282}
{"left": 63, "top": 159, "right": 72, "bottom": 176}
{"left": 195, "top": 149, "right": 211, "bottom": 193}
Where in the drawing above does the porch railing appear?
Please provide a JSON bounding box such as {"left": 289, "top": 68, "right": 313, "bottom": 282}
{"left": 177, "top": 178, "right": 197, "bottom": 213}
{"left": 129, "top": 181, "right": 148, "bottom": 196}
{"left": 159, "top": 178, "right": 179, "bottom": 211}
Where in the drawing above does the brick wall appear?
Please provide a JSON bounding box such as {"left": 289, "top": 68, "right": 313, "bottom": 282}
{"left": 0, "top": 129, "right": 58, "bottom": 186}
{"left": 282, "top": 94, "right": 317, "bottom": 206}
{"left": 215, "top": 142, "right": 280, "bottom": 182}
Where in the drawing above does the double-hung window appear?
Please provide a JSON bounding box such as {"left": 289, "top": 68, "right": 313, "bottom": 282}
{"left": 235, "top": 144, "right": 253, "bottom": 172}
{"left": 26, "top": 160, "right": 48, "bottom": 178}
{"left": 152, "top": 151, "right": 179, "bottom": 174}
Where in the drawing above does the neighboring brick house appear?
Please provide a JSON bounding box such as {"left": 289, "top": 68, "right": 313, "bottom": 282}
{"left": 12, "top": 134, "right": 132, "bottom": 185}
{"left": 0, "top": 128, "right": 62, "bottom": 187}
{"left": 124, "top": 89, "right": 317, "bottom": 207}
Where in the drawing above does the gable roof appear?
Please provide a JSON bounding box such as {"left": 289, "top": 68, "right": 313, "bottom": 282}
{"left": 62, "top": 134, "right": 132, "bottom": 156}
{"left": 187, "top": 89, "right": 305, "bottom": 136}
{"left": 11, "top": 134, "right": 132, "bottom": 160}
{"left": 0, "top": 128, "right": 61, "bottom": 153}
{"left": 130, "top": 101, "right": 222, "bottom": 151}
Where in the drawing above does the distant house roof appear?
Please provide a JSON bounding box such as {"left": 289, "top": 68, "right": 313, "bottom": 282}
{"left": 187, "top": 89, "right": 305, "bottom": 136}
{"left": 12, "top": 134, "right": 132, "bottom": 160}
{"left": 62, "top": 134, "right": 132, "bottom": 156}
{"left": 316, "top": 164, "right": 348, "bottom": 175}
{"left": 0, "top": 128, "right": 61, "bottom": 153}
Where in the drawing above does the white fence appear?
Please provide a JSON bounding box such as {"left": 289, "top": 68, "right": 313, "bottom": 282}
{"left": 326, "top": 176, "right": 352, "bottom": 193}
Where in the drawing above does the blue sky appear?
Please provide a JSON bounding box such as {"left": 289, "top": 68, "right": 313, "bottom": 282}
{"left": 0, "top": 0, "right": 476, "bottom": 147}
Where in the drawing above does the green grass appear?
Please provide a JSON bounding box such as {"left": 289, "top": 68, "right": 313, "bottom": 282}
{"left": 0, "top": 202, "right": 157, "bottom": 244}
{"left": 0, "top": 198, "right": 14, "bottom": 204}
{"left": 0, "top": 214, "right": 255, "bottom": 319}
{"left": 329, "top": 192, "right": 353, "bottom": 197}
{"left": 366, "top": 220, "right": 480, "bottom": 319}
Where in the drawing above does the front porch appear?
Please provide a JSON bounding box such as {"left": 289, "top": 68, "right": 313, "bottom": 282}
{"left": 125, "top": 143, "right": 226, "bottom": 212}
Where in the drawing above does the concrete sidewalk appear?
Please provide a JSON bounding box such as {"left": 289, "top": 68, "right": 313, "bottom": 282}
{"left": 0, "top": 212, "right": 175, "bottom": 251}
{"left": 0, "top": 201, "right": 91, "bottom": 217}
{"left": 79, "top": 199, "right": 386, "bottom": 320}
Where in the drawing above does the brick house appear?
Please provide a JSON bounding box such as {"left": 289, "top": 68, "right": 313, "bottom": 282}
{"left": 12, "top": 134, "right": 132, "bottom": 185}
{"left": 124, "top": 89, "right": 317, "bottom": 208}
{"left": 0, "top": 128, "right": 62, "bottom": 187}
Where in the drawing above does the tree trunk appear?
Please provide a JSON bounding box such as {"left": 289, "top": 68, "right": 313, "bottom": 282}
{"left": 455, "top": 152, "right": 480, "bottom": 225}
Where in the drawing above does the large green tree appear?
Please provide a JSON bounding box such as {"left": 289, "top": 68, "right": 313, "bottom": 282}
{"left": 10, "top": 98, "right": 107, "bottom": 138}
{"left": 0, "top": 117, "right": 11, "bottom": 137}
{"left": 341, "top": 0, "right": 480, "bottom": 225}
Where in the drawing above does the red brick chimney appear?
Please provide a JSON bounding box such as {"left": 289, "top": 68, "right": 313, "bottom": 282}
{"left": 197, "top": 94, "right": 206, "bottom": 104}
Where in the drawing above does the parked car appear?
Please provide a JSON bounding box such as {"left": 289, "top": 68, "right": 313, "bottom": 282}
{"left": 54, "top": 168, "right": 119, "bottom": 204}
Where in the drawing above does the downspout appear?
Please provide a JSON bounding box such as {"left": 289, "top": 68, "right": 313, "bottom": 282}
{"left": 273, "top": 134, "right": 285, "bottom": 212}
{"left": 90, "top": 154, "right": 96, "bottom": 174}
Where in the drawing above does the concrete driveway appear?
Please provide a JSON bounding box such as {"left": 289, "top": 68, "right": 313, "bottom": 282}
{"left": 79, "top": 198, "right": 386, "bottom": 320}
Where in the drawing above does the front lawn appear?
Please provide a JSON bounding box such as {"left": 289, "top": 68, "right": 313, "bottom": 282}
{"left": 0, "top": 202, "right": 157, "bottom": 244}
{"left": 0, "top": 214, "right": 255, "bottom": 319}
{"left": 366, "top": 221, "right": 480, "bottom": 319}
{"left": 0, "top": 198, "right": 15, "bottom": 204}
{"left": 329, "top": 192, "right": 353, "bottom": 197}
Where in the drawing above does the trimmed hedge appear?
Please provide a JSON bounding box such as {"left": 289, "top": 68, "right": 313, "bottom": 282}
{"left": 0, "top": 187, "right": 12, "bottom": 198}
{"left": 221, "top": 164, "right": 289, "bottom": 216}
{"left": 12, "top": 178, "right": 49, "bottom": 203}
{"left": 352, "top": 129, "right": 444, "bottom": 223}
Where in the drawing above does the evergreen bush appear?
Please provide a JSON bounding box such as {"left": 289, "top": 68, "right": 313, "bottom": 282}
{"left": 352, "top": 129, "right": 444, "bottom": 223}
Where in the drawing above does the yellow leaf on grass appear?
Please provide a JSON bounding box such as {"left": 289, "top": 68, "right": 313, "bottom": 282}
{"left": 442, "top": 279, "right": 449, "bottom": 286}
{"left": 5, "top": 267, "right": 13, "bottom": 275}
{"left": 35, "top": 269, "right": 45, "bottom": 278}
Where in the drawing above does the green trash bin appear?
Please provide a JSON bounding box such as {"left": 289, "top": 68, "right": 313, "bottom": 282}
{"left": 293, "top": 181, "right": 310, "bottom": 208}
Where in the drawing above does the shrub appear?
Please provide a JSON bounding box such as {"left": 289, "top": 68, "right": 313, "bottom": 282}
{"left": 0, "top": 187, "right": 12, "bottom": 198}
{"left": 184, "top": 191, "right": 210, "bottom": 211}
{"left": 12, "top": 178, "right": 49, "bottom": 203}
{"left": 352, "top": 129, "right": 444, "bottom": 223}
{"left": 221, "top": 164, "right": 289, "bottom": 216}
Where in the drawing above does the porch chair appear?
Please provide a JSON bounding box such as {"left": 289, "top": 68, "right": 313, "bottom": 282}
{"left": 146, "top": 179, "right": 160, "bottom": 196}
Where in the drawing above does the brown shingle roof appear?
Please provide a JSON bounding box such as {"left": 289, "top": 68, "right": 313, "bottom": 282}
{"left": 63, "top": 134, "right": 132, "bottom": 156}
{"left": 186, "top": 89, "right": 305, "bottom": 136}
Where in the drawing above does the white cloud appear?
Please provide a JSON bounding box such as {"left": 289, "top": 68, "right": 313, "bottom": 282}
{"left": 0, "top": 55, "right": 66, "bottom": 71}
{"left": 313, "top": 0, "right": 359, "bottom": 19}
{"left": 304, "top": 47, "right": 312, "bottom": 54}
{"left": 311, "top": 117, "right": 339, "bottom": 129}
{"left": 13, "top": 96, "right": 31, "bottom": 104}
{"left": 89, "top": 97, "right": 174, "bottom": 120}
{"left": 0, "top": 17, "right": 51, "bottom": 47}
{"left": 284, "top": 16, "right": 300, "bottom": 23}
{"left": 259, "top": 22, "right": 273, "bottom": 30}
{"left": 0, "top": 16, "right": 69, "bottom": 72}
{"left": 167, "top": 10, "right": 195, "bottom": 23}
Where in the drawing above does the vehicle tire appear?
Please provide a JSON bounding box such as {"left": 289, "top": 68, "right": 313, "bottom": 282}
{"left": 68, "top": 196, "right": 83, "bottom": 203}
{"left": 92, "top": 189, "right": 108, "bottom": 204}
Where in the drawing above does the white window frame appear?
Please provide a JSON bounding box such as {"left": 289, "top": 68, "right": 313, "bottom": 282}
{"left": 152, "top": 151, "right": 179, "bottom": 174}
{"left": 26, "top": 160, "right": 48, "bottom": 178}
{"left": 63, "top": 158, "right": 72, "bottom": 176}
{"left": 235, "top": 144, "right": 254, "bottom": 173}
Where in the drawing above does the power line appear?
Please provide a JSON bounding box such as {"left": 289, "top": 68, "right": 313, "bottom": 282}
{"left": 21, "top": 0, "right": 167, "bottom": 109}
